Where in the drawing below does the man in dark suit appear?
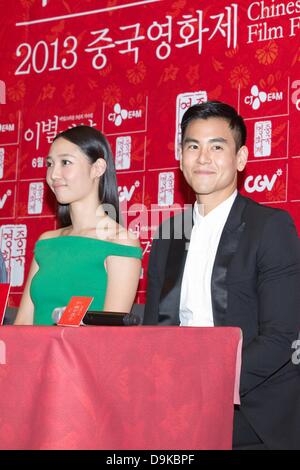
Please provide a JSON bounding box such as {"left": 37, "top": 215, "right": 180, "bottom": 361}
{"left": 143, "top": 101, "right": 300, "bottom": 449}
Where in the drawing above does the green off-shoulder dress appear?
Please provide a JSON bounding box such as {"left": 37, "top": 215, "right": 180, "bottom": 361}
{"left": 30, "top": 236, "right": 142, "bottom": 325}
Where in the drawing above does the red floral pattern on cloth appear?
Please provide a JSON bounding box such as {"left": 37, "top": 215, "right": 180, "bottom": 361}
{"left": 0, "top": 326, "right": 241, "bottom": 450}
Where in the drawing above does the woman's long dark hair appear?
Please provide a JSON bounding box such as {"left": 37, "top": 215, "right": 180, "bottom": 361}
{"left": 52, "top": 125, "right": 120, "bottom": 226}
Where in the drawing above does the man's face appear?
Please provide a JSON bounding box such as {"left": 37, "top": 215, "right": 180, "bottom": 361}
{"left": 180, "top": 117, "right": 248, "bottom": 204}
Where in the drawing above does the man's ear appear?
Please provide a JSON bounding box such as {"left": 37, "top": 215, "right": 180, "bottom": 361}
{"left": 92, "top": 158, "right": 107, "bottom": 178}
{"left": 237, "top": 145, "right": 248, "bottom": 172}
{"left": 179, "top": 145, "right": 183, "bottom": 171}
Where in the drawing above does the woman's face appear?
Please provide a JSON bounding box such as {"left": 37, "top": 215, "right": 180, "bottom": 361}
{"left": 46, "top": 137, "right": 100, "bottom": 205}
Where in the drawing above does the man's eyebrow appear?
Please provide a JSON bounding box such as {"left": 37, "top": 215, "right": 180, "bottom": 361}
{"left": 182, "top": 137, "right": 228, "bottom": 144}
{"left": 208, "top": 137, "right": 228, "bottom": 144}
{"left": 182, "top": 137, "right": 200, "bottom": 144}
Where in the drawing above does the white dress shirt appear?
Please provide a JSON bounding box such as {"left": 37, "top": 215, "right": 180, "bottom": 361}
{"left": 179, "top": 191, "right": 237, "bottom": 326}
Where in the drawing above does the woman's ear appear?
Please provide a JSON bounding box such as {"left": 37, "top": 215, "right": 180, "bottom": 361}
{"left": 92, "top": 158, "right": 107, "bottom": 178}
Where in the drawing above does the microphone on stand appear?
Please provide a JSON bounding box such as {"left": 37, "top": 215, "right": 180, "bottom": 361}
{"left": 52, "top": 307, "right": 142, "bottom": 326}
{"left": 51, "top": 307, "right": 66, "bottom": 324}
{"left": 123, "top": 312, "right": 142, "bottom": 326}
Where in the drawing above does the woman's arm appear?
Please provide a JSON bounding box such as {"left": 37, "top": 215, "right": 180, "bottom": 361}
{"left": 14, "top": 257, "right": 39, "bottom": 325}
{"left": 103, "top": 255, "right": 141, "bottom": 313}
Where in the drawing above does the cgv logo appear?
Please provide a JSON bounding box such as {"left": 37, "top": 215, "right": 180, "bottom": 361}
{"left": 118, "top": 181, "right": 140, "bottom": 202}
{"left": 244, "top": 169, "right": 282, "bottom": 193}
{"left": 0, "top": 189, "right": 12, "bottom": 209}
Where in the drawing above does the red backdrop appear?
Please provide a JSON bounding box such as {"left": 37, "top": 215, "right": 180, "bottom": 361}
{"left": 0, "top": 0, "right": 299, "bottom": 306}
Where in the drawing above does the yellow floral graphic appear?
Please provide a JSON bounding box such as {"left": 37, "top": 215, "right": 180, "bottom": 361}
{"left": 40, "top": 83, "right": 56, "bottom": 101}
{"left": 45, "top": 21, "right": 65, "bottom": 42}
{"left": 229, "top": 65, "right": 250, "bottom": 89}
{"left": 186, "top": 64, "right": 199, "bottom": 85}
{"left": 259, "top": 72, "right": 281, "bottom": 91}
{"left": 99, "top": 63, "right": 112, "bottom": 77}
{"left": 132, "top": 138, "right": 147, "bottom": 162}
{"left": 127, "top": 61, "right": 146, "bottom": 84}
{"left": 225, "top": 45, "right": 239, "bottom": 58}
{"left": 167, "top": 0, "right": 186, "bottom": 17}
{"left": 208, "top": 85, "right": 223, "bottom": 100}
{"left": 87, "top": 79, "right": 98, "bottom": 90}
{"left": 20, "top": 0, "right": 34, "bottom": 7}
{"left": 107, "top": 0, "right": 118, "bottom": 15}
{"left": 129, "top": 93, "right": 146, "bottom": 112}
{"left": 103, "top": 84, "right": 122, "bottom": 106}
{"left": 212, "top": 57, "right": 224, "bottom": 72}
{"left": 7, "top": 81, "right": 26, "bottom": 101}
{"left": 292, "top": 46, "right": 300, "bottom": 66}
{"left": 62, "top": 84, "right": 75, "bottom": 104}
{"left": 159, "top": 64, "right": 179, "bottom": 84}
{"left": 265, "top": 178, "right": 285, "bottom": 202}
{"left": 272, "top": 123, "right": 286, "bottom": 149}
{"left": 255, "top": 41, "right": 278, "bottom": 65}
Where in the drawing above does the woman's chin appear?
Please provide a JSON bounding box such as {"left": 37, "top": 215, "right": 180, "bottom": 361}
{"left": 56, "top": 197, "right": 71, "bottom": 205}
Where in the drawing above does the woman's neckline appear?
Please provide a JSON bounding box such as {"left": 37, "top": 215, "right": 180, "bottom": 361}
{"left": 36, "top": 235, "right": 140, "bottom": 248}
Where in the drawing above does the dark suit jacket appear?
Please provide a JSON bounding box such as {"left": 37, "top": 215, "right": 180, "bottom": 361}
{"left": 144, "top": 193, "right": 300, "bottom": 449}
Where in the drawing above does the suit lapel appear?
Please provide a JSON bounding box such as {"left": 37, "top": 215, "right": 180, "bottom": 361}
{"left": 159, "top": 209, "right": 193, "bottom": 324}
{"left": 211, "top": 194, "right": 247, "bottom": 325}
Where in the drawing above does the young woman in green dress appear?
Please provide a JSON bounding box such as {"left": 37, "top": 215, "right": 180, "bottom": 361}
{"left": 14, "top": 126, "right": 142, "bottom": 325}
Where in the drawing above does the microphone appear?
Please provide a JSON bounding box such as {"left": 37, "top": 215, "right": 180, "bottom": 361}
{"left": 82, "top": 310, "right": 142, "bottom": 326}
{"left": 52, "top": 308, "right": 142, "bottom": 326}
{"left": 123, "top": 312, "right": 142, "bottom": 326}
{"left": 51, "top": 307, "right": 66, "bottom": 324}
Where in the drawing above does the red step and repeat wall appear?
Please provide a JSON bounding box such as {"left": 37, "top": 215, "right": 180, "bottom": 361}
{"left": 0, "top": 0, "right": 300, "bottom": 306}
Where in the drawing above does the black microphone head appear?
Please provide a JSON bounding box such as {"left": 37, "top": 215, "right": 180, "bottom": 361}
{"left": 51, "top": 307, "right": 65, "bottom": 324}
{"left": 123, "top": 312, "right": 142, "bottom": 326}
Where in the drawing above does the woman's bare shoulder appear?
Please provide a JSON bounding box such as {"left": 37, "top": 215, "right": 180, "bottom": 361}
{"left": 107, "top": 221, "right": 140, "bottom": 248}
{"left": 112, "top": 227, "right": 141, "bottom": 248}
{"left": 38, "top": 227, "right": 66, "bottom": 240}
{"left": 95, "top": 216, "right": 140, "bottom": 248}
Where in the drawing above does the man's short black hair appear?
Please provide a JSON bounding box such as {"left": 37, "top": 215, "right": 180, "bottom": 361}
{"left": 181, "top": 100, "right": 247, "bottom": 151}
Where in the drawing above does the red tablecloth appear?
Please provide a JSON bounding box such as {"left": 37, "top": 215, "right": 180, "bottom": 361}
{"left": 0, "top": 326, "right": 241, "bottom": 450}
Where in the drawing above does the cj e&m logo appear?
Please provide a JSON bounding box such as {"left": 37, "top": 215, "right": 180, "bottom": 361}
{"left": 0, "top": 123, "right": 15, "bottom": 133}
{"left": 244, "top": 168, "right": 282, "bottom": 193}
{"left": 245, "top": 85, "right": 283, "bottom": 110}
{"left": 108, "top": 103, "right": 142, "bottom": 127}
